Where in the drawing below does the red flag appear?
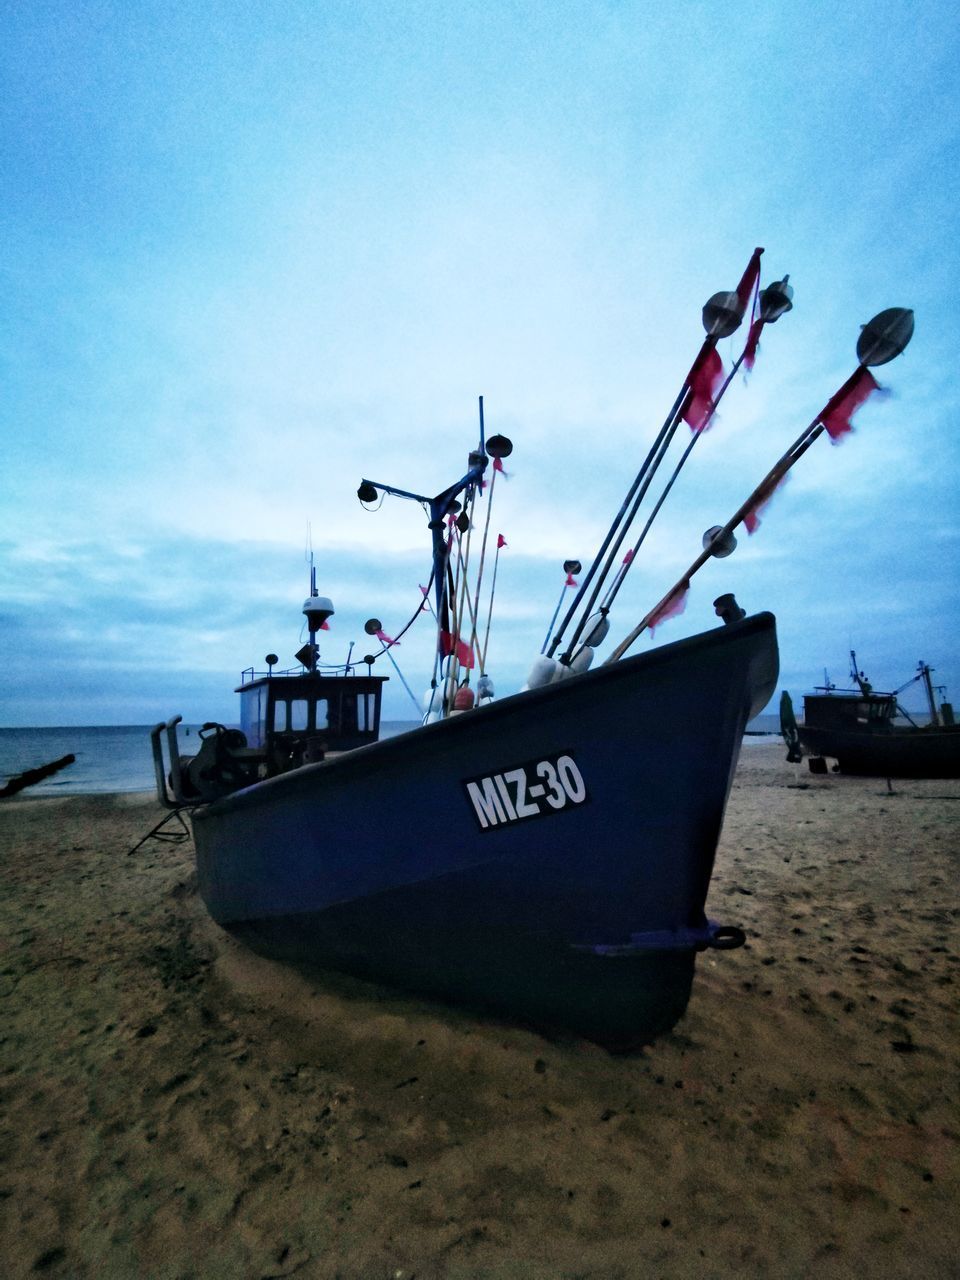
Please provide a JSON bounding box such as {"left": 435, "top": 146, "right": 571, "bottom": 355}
{"left": 743, "top": 473, "right": 788, "bottom": 534}
{"left": 496, "top": 533, "right": 507, "bottom": 549}
{"left": 682, "top": 346, "right": 724, "bottom": 431}
{"left": 375, "top": 629, "right": 398, "bottom": 646}
{"left": 734, "top": 247, "right": 765, "bottom": 369}
{"left": 820, "top": 366, "right": 881, "bottom": 441}
{"left": 743, "top": 316, "right": 764, "bottom": 370}
{"left": 622, "top": 548, "right": 634, "bottom": 566}
{"left": 565, "top": 573, "right": 578, "bottom": 587}
{"left": 419, "top": 583, "right": 429, "bottom": 595}
{"left": 320, "top": 620, "right": 330, "bottom": 630}
{"left": 648, "top": 581, "right": 689, "bottom": 634}
{"left": 735, "top": 247, "right": 764, "bottom": 310}
{"left": 456, "top": 639, "right": 475, "bottom": 668}
{"left": 493, "top": 457, "right": 510, "bottom": 478}
{"left": 439, "top": 631, "right": 475, "bottom": 668}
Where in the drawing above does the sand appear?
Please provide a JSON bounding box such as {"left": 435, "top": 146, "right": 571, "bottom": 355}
{"left": 1, "top": 742, "right": 958, "bottom": 1279}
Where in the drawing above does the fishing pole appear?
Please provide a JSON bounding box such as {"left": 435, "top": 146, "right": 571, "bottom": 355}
{"left": 545, "top": 380, "right": 690, "bottom": 660}
{"left": 479, "top": 533, "right": 509, "bottom": 676}
{"left": 566, "top": 274, "right": 795, "bottom": 664}
{"left": 558, "top": 251, "right": 771, "bottom": 666}
{"left": 467, "top": 408, "right": 513, "bottom": 668}
{"left": 551, "top": 247, "right": 764, "bottom": 665}
{"left": 603, "top": 306, "right": 915, "bottom": 664}
{"left": 445, "top": 509, "right": 474, "bottom": 702}
{"left": 541, "top": 560, "right": 582, "bottom": 654}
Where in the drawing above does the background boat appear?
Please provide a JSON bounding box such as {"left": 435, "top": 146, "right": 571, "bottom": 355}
{"left": 784, "top": 652, "right": 960, "bottom": 778}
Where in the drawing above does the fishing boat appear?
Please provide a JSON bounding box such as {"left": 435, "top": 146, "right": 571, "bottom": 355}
{"left": 150, "top": 252, "right": 914, "bottom": 1047}
{"left": 782, "top": 653, "right": 960, "bottom": 778}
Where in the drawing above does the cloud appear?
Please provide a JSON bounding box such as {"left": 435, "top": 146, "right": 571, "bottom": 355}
{"left": 1, "top": 1, "right": 958, "bottom": 726}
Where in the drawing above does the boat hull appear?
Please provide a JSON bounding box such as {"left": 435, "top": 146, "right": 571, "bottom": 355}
{"left": 798, "top": 724, "right": 960, "bottom": 778}
{"left": 192, "top": 612, "right": 778, "bottom": 1046}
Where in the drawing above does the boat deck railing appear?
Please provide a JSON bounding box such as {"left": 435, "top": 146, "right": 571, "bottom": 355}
{"left": 239, "top": 663, "right": 361, "bottom": 684}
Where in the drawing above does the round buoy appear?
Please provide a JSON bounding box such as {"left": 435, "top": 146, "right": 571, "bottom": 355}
{"left": 702, "top": 525, "right": 737, "bottom": 558}
{"left": 453, "top": 685, "right": 476, "bottom": 711}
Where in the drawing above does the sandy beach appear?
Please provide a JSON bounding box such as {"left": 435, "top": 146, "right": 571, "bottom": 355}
{"left": 1, "top": 741, "right": 957, "bottom": 1278}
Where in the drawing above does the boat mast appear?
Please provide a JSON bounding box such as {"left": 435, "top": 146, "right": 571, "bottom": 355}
{"left": 849, "top": 650, "right": 873, "bottom": 696}
{"left": 357, "top": 446, "right": 487, "bottom": 618}
{"left": 299, "top": 549, "right": 335, "bottom": 673}
{"left": 356, "top": 404, "right": 500, "bottom": 696}
{"left": 918, "top": 661, "right": 940, "bottom": 727}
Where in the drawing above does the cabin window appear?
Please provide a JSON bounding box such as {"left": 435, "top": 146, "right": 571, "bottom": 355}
{"left": 272, "top": 699, "right": 310, "bottom": 733}
{"left": 312, "top": 700, "right": 329, "bottom": 731}
{"left": 359, "top": 693, "right": 377, "bottom": 732}
{"left": 240, "top": 687, "right": 266, "bottom": 748}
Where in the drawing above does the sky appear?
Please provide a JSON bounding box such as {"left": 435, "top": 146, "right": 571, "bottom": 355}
{"left": 1, "top": 0, "right": 958, "bottom": 726}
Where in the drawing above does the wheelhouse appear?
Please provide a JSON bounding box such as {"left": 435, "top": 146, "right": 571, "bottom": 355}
{"left": 238, "top": 672, "right": 388, "bottom": 762}
{"left": 802, "top": 691, "right": 896, "bottom": 732}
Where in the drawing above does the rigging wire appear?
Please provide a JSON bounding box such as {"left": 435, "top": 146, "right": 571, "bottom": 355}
{"left": 380, "top": 645, "right": 422, "bottom": 712}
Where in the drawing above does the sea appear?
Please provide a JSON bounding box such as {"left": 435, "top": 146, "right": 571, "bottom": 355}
{"left": 0, "top": 716, "right": 783, "bottom": 799}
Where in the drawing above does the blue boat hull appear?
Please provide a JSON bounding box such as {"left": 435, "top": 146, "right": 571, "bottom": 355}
{"left": 192, "top": 612, "right": 778, "bottom": 1046}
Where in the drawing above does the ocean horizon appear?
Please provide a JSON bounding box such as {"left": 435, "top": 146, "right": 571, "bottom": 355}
{"left": 0, "top": 722, "right": 429, "bottom": 798}
{"left": 0, "top": 716, "right": 787, "bottom": 799}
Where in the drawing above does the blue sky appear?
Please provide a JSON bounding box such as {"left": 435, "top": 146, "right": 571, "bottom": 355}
{"left": 2, "top": 0, "right": 958, "bottom": 725}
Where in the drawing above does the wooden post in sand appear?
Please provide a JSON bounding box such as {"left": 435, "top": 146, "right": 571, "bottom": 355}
{"left": 0, "top": 754, "right": 75, "bottom": 798}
